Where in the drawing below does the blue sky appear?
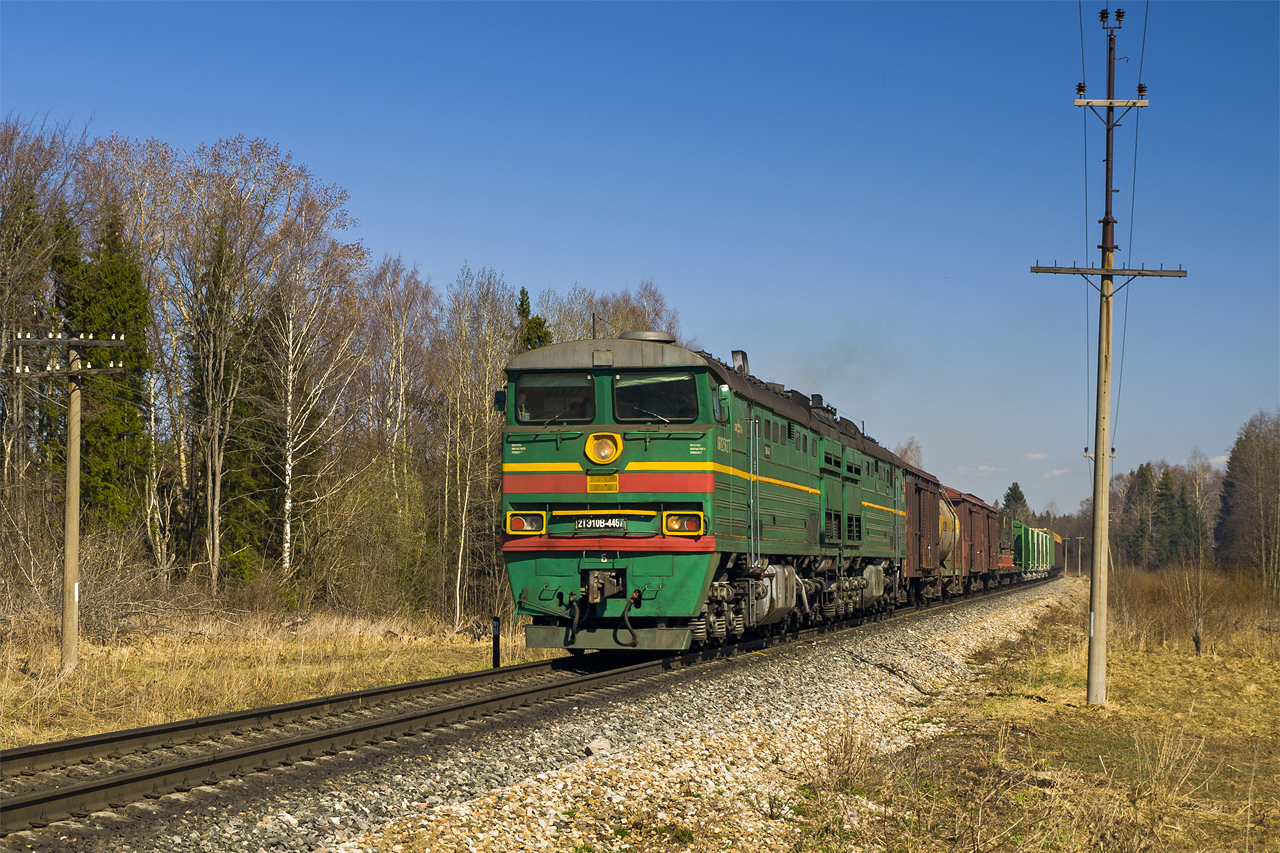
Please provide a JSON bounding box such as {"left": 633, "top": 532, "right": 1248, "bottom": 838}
{"left": 3, "top": 1, "right": 1276, "bottom": 513}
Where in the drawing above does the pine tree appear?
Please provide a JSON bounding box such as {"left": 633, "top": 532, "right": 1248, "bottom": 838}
{"left": 1177, "top": 483, "right": 1209, "bottom": 561}
{"left": 1123, "top": 462, "right": 1157, "bottom": 567}
{"left": 58, "top": 213, "right": 153, "bottom": 527}
{"left": 216, "top": 360, "right": 277, "bottom": 585}
{"left": 515, "top": 287, "right": 552, "bottom": 353}
{"left": 1215, "top": 409, "right": 1280, "bottom": 591}
{"left": 1152, "top": 469, "right": 1178, "bottom": 566}
{"left": 1002, "top": 482, "right": 1032, "bottom": 524}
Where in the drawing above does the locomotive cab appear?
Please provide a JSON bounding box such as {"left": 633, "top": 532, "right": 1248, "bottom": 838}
{"left": 500, "top": 332, "right": 720, "bottom": 651}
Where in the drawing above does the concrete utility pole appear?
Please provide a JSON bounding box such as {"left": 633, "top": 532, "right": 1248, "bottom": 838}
{"left": 1030, "top": 7, "right": 1185, "bottom": 705}
{"left": 11, "top": 331, "right": 127, "bottom": 674}
{"left": 63, "top": 343, "right": 81, "bottom": 674}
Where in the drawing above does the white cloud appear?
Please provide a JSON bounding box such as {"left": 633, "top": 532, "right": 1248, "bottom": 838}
{"left": 1211, "top": 455, "right": 1229, "bottom": 466}
{"left": 949, "top": 464, "right": 1007, "bottom": 477}
{"left": 1023, "top": 452, "right": 1048, "bottom": 461}
{"left": 1042, "top": 468, "right": 1069, "bottom": 479}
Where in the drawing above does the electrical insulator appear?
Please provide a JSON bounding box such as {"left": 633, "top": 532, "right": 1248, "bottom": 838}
{"left": 1115, "top": 8, "right": 1125, "bottom": 22}
{"left": 1099, "top": 9, "right": 1108, "bottom": 22}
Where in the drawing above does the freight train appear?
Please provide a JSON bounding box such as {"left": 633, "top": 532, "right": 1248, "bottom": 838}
{"left": 497, "top": 331, "right": 1062, "bottom": 651}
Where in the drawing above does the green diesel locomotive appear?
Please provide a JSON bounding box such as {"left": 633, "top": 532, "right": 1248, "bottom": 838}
{"left": 498, "top": 331, "right": 1056, "bottom": 651}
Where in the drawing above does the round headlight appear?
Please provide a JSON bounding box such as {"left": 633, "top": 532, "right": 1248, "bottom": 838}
{"left": 591, "top": 436, "right": 616, "bottom": 462}
{"left": 586, "top": 433, "right": 621, "bottom": 464}
{"left": 666, "top": 515, "right": 681, "bottom": 532}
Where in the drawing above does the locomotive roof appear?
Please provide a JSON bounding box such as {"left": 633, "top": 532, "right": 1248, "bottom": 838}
{"left": 505, "top": 338, "right": 709, "bottom": 371}
{"left": 506, "top": 336, "right": 912, "bottom": 474}
{"left": 698, "top": 353, "right": 906, "bottom": 471}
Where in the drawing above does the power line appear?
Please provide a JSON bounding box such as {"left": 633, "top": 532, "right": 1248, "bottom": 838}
{"left": 1080, "top": 0, "right": 1093, "bottom": 459}
{"left": 1111, "top": 0, "right": 1150, "bottom": 444}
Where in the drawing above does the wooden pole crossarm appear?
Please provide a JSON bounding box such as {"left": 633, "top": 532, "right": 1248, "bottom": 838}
{"left": 1029, "top": 266, "right": 1186, "bottom": 276}
{"left": 10, "top": 339, "right": 128, "bottom": 348}
{"left": 1031, "top": 266, "right": 1187, "bottom": 295}
{"left": 1074, "top": 99, "right": 1148, "bottom": 107}
{"left": 12, "top": 368, "right": 128, "bottom": 379}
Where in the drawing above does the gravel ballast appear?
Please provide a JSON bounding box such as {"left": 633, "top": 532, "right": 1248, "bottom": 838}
{"left": 7, "top": 579, "right": 1079, "bottom": 853}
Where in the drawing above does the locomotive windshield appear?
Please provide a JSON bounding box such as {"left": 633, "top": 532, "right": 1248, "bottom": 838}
{"left": 613, "top": 371, "right": 699, "bottom": 423}
{"left": 515, "top": 373, "right": 596, "bottom": 424}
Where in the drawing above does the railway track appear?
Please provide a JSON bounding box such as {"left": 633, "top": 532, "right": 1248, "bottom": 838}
{"left": 1, "top": 575, "right": 1053, "bottom": 836}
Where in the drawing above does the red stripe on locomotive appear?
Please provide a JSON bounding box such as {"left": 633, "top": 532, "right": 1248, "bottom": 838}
{"left": 502, "top": 472, "right": 713, "bottom": 494}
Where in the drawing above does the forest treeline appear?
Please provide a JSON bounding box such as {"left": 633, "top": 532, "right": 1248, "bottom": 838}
{"left": 3, "top": 117, "right": 1276, "bottom": 638}
{"left": 1, "top": 117, "right": 682, "bottom": 630}
{"left": 995, "top": 409, "right": 1279, "bottom": 595}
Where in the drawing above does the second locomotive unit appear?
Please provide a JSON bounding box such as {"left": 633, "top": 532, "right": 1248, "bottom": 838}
{"left": 497, "top": 331, "right": 1057, "bottom": 651}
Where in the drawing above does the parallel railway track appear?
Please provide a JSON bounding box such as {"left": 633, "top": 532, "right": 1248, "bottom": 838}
{"left": 1, "top": 576, "right": 1053, "bottom": 835}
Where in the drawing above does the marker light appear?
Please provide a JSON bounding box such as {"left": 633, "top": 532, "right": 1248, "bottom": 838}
{"left": 662, "top": 512, "right": 705, "bottom": 536}
{"left": 506, "top": 512, "right": 547, "bottom": 535}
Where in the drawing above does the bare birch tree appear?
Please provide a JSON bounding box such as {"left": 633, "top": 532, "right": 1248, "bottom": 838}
{"left": 169, "top": 137, "right": 323, "bottom": 592}
{"left": 435, "top": 264, "right": 514, "bottom": 628}
{"left": 1216, "top": 409, "right": 1280, "bottom": 595}
{"left": 536, "top": 279, "right": 682, "bottom": 344}
{"left": 0, "top": 115, "right": 87, "bottom": 486}
{"left": 536, "top": 283, "right": 597, "bottom": 342}
{"left": 356, "top": 255, "right": 434, "bottom": 500}
{"left": 894, "top": 437, "right": 923, "bottom": 469}
{"left": 259, "top": 189, "right": 367, "bottom": 580}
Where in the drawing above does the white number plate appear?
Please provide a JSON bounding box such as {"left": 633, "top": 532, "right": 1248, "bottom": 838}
{"left": 574, "top": 517, "right": 626, "bottom": 531}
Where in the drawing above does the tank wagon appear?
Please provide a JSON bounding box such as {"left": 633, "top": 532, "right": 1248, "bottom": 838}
{"left": 498, "top": 331, "right": 1059, "bottom": 651}
{"left": 941, "top": 487, "right": 1027, "bottom": 594}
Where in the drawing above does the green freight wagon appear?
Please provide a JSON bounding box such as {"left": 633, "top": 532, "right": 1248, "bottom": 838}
{"left": 1011, "top": 520, "right": 1053, "bottom": 577}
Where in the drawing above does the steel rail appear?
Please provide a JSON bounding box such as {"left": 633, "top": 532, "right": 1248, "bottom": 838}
{"left": 1, "top": 574, "right": 1057, "bottom": 834}
{"left": 1, "top": 656, "right": 668, "bottom": 833}
{"left": 2, "top": 657, "right": 567, "bottom": 779}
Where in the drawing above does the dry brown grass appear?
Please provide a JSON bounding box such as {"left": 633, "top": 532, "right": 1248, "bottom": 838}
{"left": 1110, "top": 563, "right": 1280, "bottom": 659}
{"left": 789, "top": 575, "right": 1279, "bottom": 852}
{"left": 0, "top": 609, "right": 563, "bottom": 748}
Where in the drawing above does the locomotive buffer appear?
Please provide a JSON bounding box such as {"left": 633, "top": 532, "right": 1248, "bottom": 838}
{"left": 1030, "top": 7, "right": 1186, "bottom": 706}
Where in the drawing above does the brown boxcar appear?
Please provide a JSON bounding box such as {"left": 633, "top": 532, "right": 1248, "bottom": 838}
{"left": 943, "top": 488, "right": 1002, "bottom": 593}
{"left": 903, "top": 462, "right": 943, "bottom": 603}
